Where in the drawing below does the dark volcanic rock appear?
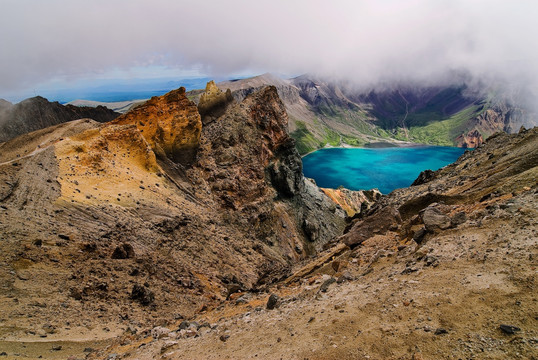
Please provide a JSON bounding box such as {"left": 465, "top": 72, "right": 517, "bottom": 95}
{"left": 411, "top": 170, "right": 435, "bottom": 186}
{"left": 111, "top": 243, "right": 135, "bottom": 259}
{"left": 266, "top": 293, "right": 279, "bottom": 310}
{"left": 0, "top": 96, "right": 119, "bottom": 142}
{"left": 499, "top": 324, "right": 520, "bottom": 334}
{"left": 131, "top": 284, "right": 155, "bottom": 306}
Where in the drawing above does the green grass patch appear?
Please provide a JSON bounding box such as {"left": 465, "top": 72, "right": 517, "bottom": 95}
{"left": 405, "top": 104, "right": 485, "bottom": 145}
{"left": 291, "top": 121, "right": 324, "bottom": 154}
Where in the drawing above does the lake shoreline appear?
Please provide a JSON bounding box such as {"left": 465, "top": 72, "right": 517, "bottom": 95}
{"left": 300, "top": 140, "right": 433, "bottom": 158}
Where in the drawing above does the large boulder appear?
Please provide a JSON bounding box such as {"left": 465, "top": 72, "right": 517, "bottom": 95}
{"left": 422, "top": 206, "right": 452, "bottom": 232}
{"left": 340, "top": 207, "right": 402, "bottom": 248}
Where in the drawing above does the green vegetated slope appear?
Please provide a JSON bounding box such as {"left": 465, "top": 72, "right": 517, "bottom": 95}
{"left": 397, "top": 104, "right": 486, "bottom": 146}
{"left": 291, "top": 99, "right": 487, "bottom": 154}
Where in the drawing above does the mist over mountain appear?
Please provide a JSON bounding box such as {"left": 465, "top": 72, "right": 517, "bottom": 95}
{"left": 1, "top": 1, "right": 537, "bottom": 114}
{"left": 212, "top": 73, "right": 536, "bottom": 153}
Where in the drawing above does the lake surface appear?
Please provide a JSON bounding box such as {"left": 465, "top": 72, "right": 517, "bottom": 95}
{"left": 302, "top": 146, "right": 466, "bottom": 194}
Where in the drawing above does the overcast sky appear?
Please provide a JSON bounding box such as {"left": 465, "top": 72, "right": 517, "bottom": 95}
{"left": 1, "top": 0, "right": 537, "bottom": 99}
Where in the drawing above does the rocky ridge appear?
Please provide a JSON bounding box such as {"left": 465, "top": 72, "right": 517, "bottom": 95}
{"left": 0, "top": 96, "right": 120, "bottom": 142}
{"left": 0, "top": 84, "right": 349, "bottom": 358}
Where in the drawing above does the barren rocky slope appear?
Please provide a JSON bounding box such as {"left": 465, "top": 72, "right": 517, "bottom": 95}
{"left": 0, "top": 85, "right": 372, "bottom": 358}
{"left": 105, "top": 128, "right": 536, "bottom": 360}
{"left": 0, "top": 84, "right": 536, "bottom": 360}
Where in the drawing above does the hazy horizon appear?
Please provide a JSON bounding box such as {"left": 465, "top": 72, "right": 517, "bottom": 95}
{"left": 1, "top": 1, "right": 537, "bottom": 106}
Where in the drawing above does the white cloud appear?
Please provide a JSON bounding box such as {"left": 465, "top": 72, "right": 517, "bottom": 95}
{"left": 1, "top": 0, "right": 537, "bottom": 100}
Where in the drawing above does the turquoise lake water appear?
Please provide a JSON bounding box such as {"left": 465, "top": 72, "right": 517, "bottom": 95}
{"left": 302, "top": 146, "right": 466, "bottom": 194}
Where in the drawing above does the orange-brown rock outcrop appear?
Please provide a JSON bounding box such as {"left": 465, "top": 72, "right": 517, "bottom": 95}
{"left": 112, "top": 87, "right": 202, "bottom": 164}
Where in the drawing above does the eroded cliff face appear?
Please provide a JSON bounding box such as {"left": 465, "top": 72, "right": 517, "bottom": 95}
{"left": 112, "top": 87, "right": 202, "bottom": 165}
{"left": 189, "top": 86, "right": 346, "bottom": 256}
{"left": 455, "top": 128, "right": 484, "bottom": 148}
{"left": 0, "top": 84, "right": 346, "bottom": 344}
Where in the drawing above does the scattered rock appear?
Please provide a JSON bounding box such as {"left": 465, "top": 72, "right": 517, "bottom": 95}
{"left": 337, "top": 271, "right": 353, "bottom": 283}
{"left": 434, "top": 328, "right": 448, "bottom": 335}
{"left": 413, "top": 227, "right": 427, "bottom": 243}
{"left": 451, "top": 211, "right": 467, "bottom": 226}
{"left": 340, "top": 207, "right": 402, "bottom": 247}
{"left": 220, "top": 334, "right": 230, "bottom": 342}
{"left": 42, "top": 323, "right": 55, "bottom": 334}
{"left": 51, "top": 345, "right": 62, "bottom": 351}
{"left": 266, "top": 294, "right": 279, "bottom": 310}
{"left": 0, "top": 352, "right": 7, "bottom": 356}
{"left": 319, "top": 278, "right": 336, "bottom": 293}
{"left": 185, "top": 328, "right": 198, "bottom": 338}
{"left": 499, "top": 324, "right": 521, "bottom": 334}
{"left": 151, "top": 326, "right": 170, "bottom": 339}
{"left": 424, "top": 255, "right": 439, "bottom": 267}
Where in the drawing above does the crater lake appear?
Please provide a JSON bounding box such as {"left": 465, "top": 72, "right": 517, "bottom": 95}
{"left": 302, "top": 146, "right": 467, "bottom": 194}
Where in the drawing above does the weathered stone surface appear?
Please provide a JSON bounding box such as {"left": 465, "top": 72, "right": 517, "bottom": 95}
{"left": 112, "top": 87, "right": 202, "bottom": 165}
{"left": 422, "top": 206, "right": 451, "bottom": 232}
{"left": 411, "top": 169, "right": 436, "bottom": 186}
{"left": 151, "top": 326, "right": 171, "bottom": 339}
